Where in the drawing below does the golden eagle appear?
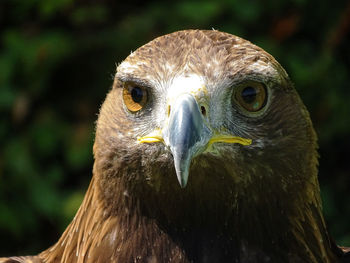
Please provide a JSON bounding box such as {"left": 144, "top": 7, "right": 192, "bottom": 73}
{"left": 1, "top": 30, "right": 349, "bottom": 263}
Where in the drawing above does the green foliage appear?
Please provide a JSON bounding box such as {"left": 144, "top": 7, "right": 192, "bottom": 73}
{"left": 0, "top": 0, "right": 349, "bottom": 256}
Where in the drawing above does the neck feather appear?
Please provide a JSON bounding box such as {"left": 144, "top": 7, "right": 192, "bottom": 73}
{"left": 39, "top": 168, "right": 339, "bottom": 263}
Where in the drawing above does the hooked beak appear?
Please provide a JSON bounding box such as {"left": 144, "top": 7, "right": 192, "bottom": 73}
{"left": 137, "top": 93, "right": 252, "bottom": 188}
{"left": 165, "top": 94, "right": 211, "bottom": 187}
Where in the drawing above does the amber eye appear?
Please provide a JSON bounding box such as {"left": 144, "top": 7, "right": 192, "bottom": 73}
{"left": 234, "top": 82, "right": 267, "bottom": 112}
{"left": 122, "top": 83, "right": 148, "bottom": 112}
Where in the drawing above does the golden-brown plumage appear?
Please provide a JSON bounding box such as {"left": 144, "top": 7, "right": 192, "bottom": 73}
{"left": 1, "top": 30, "right": 349, "bottom": 263}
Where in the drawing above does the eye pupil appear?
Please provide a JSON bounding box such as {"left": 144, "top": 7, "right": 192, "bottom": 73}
{"left": 131, "top": 87, "right": 144, "bottom": 103}
{"left": 241, "top": 86, "right": 257, "bottom": 104}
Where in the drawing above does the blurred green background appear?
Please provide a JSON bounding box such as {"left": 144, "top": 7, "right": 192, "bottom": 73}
{"left": 0, "top": 0, "right": 349, "bottom": 256}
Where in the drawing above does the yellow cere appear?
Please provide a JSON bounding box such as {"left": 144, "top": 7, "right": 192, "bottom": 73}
{"left": 137, "top": 128, "right": 163, "bottom": 144}
{"left": 137, "top": 136, "right": 163, "bottom": 143}
{"left": 138, "top": 132, "right": 252, "bottom": 146}
{"left": 208, "top": 134, "right": 252, "bottom": 146}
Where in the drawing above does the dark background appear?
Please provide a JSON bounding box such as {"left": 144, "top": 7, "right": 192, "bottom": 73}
{"left": 0, "top": 0, "right": 349, "bottom": 256}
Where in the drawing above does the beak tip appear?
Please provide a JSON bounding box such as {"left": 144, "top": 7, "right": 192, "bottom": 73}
{"left": 179, "top": 180, "right": 187, "bottom": 189}
{"left": 178, "top": 178, "right": 188, "bottom": 188}
{"left": 176, "top": 169, "right": 189, "bottom": 188}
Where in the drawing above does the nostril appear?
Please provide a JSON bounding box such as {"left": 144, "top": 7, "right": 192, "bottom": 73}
{"left": 201, "top": 106, "right": 206, "bottom": 116}
{"left": 167, "top": 105, "right": 171, "bottom": 116}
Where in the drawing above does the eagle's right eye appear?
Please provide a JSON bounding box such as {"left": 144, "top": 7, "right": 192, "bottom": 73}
{"left": 122, "top": 83, "right": 148, "bottom": 112}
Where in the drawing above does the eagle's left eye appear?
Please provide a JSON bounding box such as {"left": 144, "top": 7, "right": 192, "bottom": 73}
{"left": 122, "top": 83, "right": 148, "bottom": 112}
{"left": 234, "top": 81, "right": 267, "bottom": 113}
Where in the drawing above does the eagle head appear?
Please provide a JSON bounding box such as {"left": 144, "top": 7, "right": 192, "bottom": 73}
{"left": 94, "top": 30, "right": 317, "bottom": 199}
